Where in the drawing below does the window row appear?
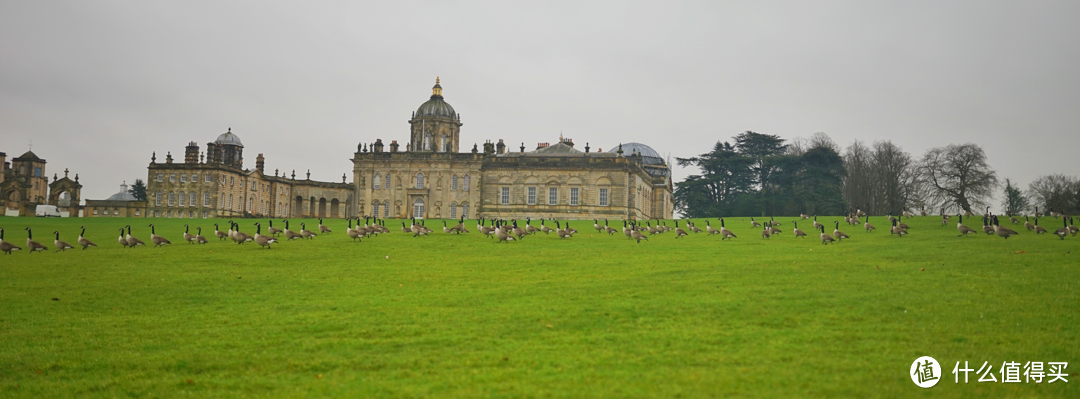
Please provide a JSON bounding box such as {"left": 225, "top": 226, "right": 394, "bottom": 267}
{"left": 92, "top": 208, "right": 141, "bottom": 216}
{"left": 157, "top": 173, "right": 213, "bottom": 183}
{"left": 153, "top": 210, "right": 209, "bottom": 218}
{"left": 155, "top": 191, "right": 211, "bottom": 207}
{"left": 499, "top": 187, "right": 609, "bottom": 207}
{"left": 371, "top": 173, "right": 471, "bottom": 191}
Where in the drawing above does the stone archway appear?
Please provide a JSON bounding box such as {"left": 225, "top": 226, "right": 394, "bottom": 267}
{"left": 318, "top": 198, "right": 327, "bottom": 218}
{"left": 330, "top": 199, "right": 340, "bottom": 218}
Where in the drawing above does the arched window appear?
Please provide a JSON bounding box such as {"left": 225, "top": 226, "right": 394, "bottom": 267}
{"left": 249, "top": 197, "right": 254, "bottom": 213}
{"left": 416, "top": 173, "right": 425, "bottom": 189}
{"left": 374, "top": 173, "right": 381, "bottom": 190}
{"left": 413, "top": 197, "right": 425, "bottom": 218}
{"left": 155, "top": 192, "right": 162, "bottom": 206}
{"left": 383, "top": 200, "right": 390, "bottom": 218}
{"left": 450, "top": 203, "right": 457, "bottom": 219}
{"left": 385, "top": 174, "right": 391, "bottom": 190}
{"left": 463, "top": 174, "right": 470, "bottom": 192}
{"left": 460, "top": 202, "right": 468, "bottom": 218}
{"left": 452, "top": 175, "right": 458, "bottom": 191}
{"left": 372, "top": 201, "right": 379, "bottom": 217}
{"left": 440, "top": 134, "right": 447, "bottom": 152}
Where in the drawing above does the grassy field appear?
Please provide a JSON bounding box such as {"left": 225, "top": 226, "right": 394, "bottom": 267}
{"left": 0, "top": 214, "right": 1076, "bottom": 398}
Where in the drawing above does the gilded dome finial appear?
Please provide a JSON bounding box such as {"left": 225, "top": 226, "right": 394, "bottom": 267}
{"left": 432, "top": 76, "right": 443, "bottom": 98}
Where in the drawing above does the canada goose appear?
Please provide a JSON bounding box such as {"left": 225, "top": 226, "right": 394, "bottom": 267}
{"left": 521, "top": 218, "right": 537, "bottom": 235}
{"left": 890, "top": 219, "right": 908, "bottom": 237}
{"left": 993, "top": 216, "right": 1019, "bottom": 239}
{"left": 800, "top": 213, "right": 810, "bottom": 219}
{"left": 833, "top": 221, "right": 849, "bottom": 241}
{"left": 252, "top": 222, "right": 277, "bottom": 249}
{"left": 125, "top": 225, "right": 145, "bottom": 248}
{"left": 0, "top": 228, "right": 22, "bottom": 254}
{"left": 25, "top": 227, "right": 48, "bottom": 253}
{"left": 1024, "top": 216, "right": 1035, "bottom": 231}
{"left": 1050, "top": 208, "right": 1062, "bottom": 218}
{"left": 301, "top": 223, "right": 318, "bottom": 239}
{"left": 864, "top": 215, "right": 875, "bottom": 232}
{"left": 282, "top": 220, "right": 302, "bottom": 240}
{"left": 983, "top": 206, "right": 991, "bottom": 220}
{"left": 480, "top": 221, "right": 496, "bottom": 238}
{"left": 819, "top": 225, "right": 835, "bottom": 245}
{"left": 410, "top": 219, "right": 428, "bottom": 237}
{"left": 982, "top": 217, "right": 994, "bottom": 235}
{"left": 147, "top": 224, "right": 171, "bottom": 247}
{"left": 118, "top": 228, "right": 128, "bottom": 247}
{"left": 477, "top": 218, "right": 484, "bottom": 232}
{"left": 347, "top": 219, "right": 362, "bottom": 241}
{"left": 623, "top": 221, "right": 634, "bottom": 239}
{"left": 231, "top": 222, "right": 253, "bottom": 244}
{"left": 750, "top": 217, "right": 761, "bottom": 227}
{"left": 268, "top": 220, "right": 283, "bottom": 236}
{"left": 646, "top": 222, "right": 658, "bottom": 235}
{"left": 442, "top": 220, "right": 454, "bottom": 234}
{"left": 719, "top": 219, "right": 736, "bottom": 240}
{"left": 553, "top": 221, "right": 570, "bottom": 239}
{"left": 604, "top": 219, "right": 617, "bottom": 236}
{"left": 792, "top": 222, "right": 807, "bottom": 238}
{"left": 920, "top": 209, "right": 927, "bottom": 217}
{"left": 1053, "top": 217, "right": 1069, "bottom": 240}
{"left": 54, "top": 234, "right": 75, "bottom": 254}
{"left": 1069, "top": 217, "right": 1078, "bottom": 236}
{"left": 401, "top": 222, "right": 412, "bottom": 233}
{"left": 195, "top": 227, "right": 208, "bottom": 244}
{"left": 1009, "top": 215, "right": 1020, "bottom": 224}
{"left": 956, "top": 215, "right": 977, "bottom": 237}
{"left": 674, "top": 220, "right": 688, "bottom": 238}
{"left": 594, "top": 219, "right": 603, "bottom": 233}
{"left": 318, "top": 218, "right": 332, "bottom": 234}
{"left": 183, "top": 224, "right": 197, "bottom": 244}
{"left": 495, "top": 220, "right": 516, "bottom": 243}
{"left": 453, "top": 217, "right": 469, "bottom": 233}
{"left": 761, "top": 224, "right": 771, "bottom": 239}
{"left": 689, "top": 221, "right": 703, "bottom": 234}
{"left": 812, "top": 216, "right": 822, "bottom": 231}
{"left": 1033, "top": 218, "right": 1047, "bottom": 234}
{"left": 213, "top": 224, "right": 228, "bottom": 241}
{"left": 902, "top": 211, "right": 914, "bottom": 218}
{"left": 1033, "top": 206, "right": 1042, "bottom": 218}
{"left": 706, "top": 221, "right": 720, "bottom": 235}
{"left": 897, "top": 215, "right": 910, "bottom": 230}
{"left": 630, "top": 227, "right": 648, "bottom": 243}
{"left": 76, "top": 226, "right": 97, "bottom": 250}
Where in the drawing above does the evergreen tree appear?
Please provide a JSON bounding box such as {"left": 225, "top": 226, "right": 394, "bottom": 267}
{"left": 128, "top": 179, "right": 147, "bottom": 201}
{"left": 1001, "top": 178, "right": 1029, "bottom": 215}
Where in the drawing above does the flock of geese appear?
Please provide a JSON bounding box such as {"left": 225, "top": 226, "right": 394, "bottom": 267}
{"left": 1, "top": 209, "right": 1077, "bottom": 254}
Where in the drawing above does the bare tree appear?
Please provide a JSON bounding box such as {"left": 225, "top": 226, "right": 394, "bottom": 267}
{"left": 841, "top": 140, "right": 873, "bottom": 213}
{"left": 1028, "top": 174, "right": 1079, "bottom": 215}
{"left": 919, "top": 143, "right": 998, "bottom": 213}
{"left": 871, "top": 141, "right": 920, "bottom": 215}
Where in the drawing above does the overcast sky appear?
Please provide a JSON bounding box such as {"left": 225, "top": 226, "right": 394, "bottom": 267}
{"left": 2, "top": 1, "right": 1078, "bottom": 205}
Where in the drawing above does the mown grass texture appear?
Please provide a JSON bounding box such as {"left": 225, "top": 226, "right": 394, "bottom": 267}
{"left": 0, "top": 215, "right": 1077, "bottom": 398}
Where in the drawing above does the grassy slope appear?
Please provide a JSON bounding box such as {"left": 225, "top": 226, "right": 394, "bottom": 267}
{"left": 0, "top": 215, "right": 1076, "bottom": 398}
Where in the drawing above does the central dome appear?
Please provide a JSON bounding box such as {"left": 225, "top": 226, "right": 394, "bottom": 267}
{"left": 215, "top": 127, "right": 243, "bottom": 146}
{"left": 415, "top": 77, "right": 456, "bottom": 118}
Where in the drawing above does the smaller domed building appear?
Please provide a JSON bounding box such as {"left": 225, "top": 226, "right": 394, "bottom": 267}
{"left": 85, "top": 181, "right": 147, "bottom": 217}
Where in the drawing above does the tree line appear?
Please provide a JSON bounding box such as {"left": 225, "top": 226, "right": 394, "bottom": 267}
{"left": 674, "top": 132, "right": 1080, "bottom": 217}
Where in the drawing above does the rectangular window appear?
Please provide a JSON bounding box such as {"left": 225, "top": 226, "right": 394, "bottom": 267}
{"left": 374, "top": 175, "right": 381, "bottom": 190}
{"left": 114, "top": 209, "right": 119, "bottom": 215}
{"left": 135, "top": 210, "right": 141, "bottom": 216}
{"left": 168, "top": 192, "right": 175, "bottom": 206}
{"left": 501, "top": 187, "right": 509, "bottom": 205}
{"left": 155, "top": 192, "right": 162, "bottom": 206}
{"left": 153, "top": 210, "right": 159, "bottom": 217}
{"left": 34, "top": 167, "right": 42, "bottom": 177}
{"left": 570, "top": 187, "right": 579, "bottom": 206}
{"left": 228, "top": 195, "right": 233, "bottom": 210}
{"left": 191, "top": 174, "right": 197, "bottom": 182}
{"left": 170, "top": 174, "right": 176, "bottom": 183}
{"left": 527, "top": 187, "right": 536, "bottom": 205}
{"left": 383, "top": 202, "right": 389, "bottom": 218}
{"left": 451, "top": 175, "right": 458, "bottom": 191}
{"left": 178, "top": 192, "right": 186, "bottom": 207}
{"left": 599, "top": 188, "right": 609, "bottom": 207}
{"left": 460, "top": 204, "right": 467, "bottom": 218}
{"left": 463, "top": 175, "right": 470, "bottom": 191}
{"left": 157, "top": 174, "right": 163, "bottom": 182}
{"left": 549, "top": 187, "right": 558, "bottom": 205}
{"left": 190, "top": 192, "right": 197, "bottom": 207}
{"left": 93, "top": 209, "right": 98, "bottom": 215}
{"left": 203, "top": 192, "right": 210, "bottom": 207}
{"left": 205, "top": 174, "right": 211, "bottom": 183}
{"left": 180, "top": 174, "right": 187, "bottom": 183}
{"left": 450, "top": 204, "right": 457, "bottom": 219}
{"left": 230, "top": 177, "right": 234, "bottom": 186}
{"left": 202, "top": 211, "right": 208, "bottom": 218}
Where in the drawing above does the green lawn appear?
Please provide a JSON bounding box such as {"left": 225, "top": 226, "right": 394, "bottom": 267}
{"left": 0, "top": 215, "right": 1076, "bottom": 398}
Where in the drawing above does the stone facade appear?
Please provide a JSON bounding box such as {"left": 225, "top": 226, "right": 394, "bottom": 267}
{"left": 146, "top": 133, "right": 353, "bottom": 219}
{"left": 352, "top": 80, "right": 673, "bottom": 221}
{"left": 1, "top": 150, "right": 84, "bottom": 216}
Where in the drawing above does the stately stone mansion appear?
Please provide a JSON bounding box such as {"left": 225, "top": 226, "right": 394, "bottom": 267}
{"left": 127, "top": 78, "right": 671, "bottom": 220}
